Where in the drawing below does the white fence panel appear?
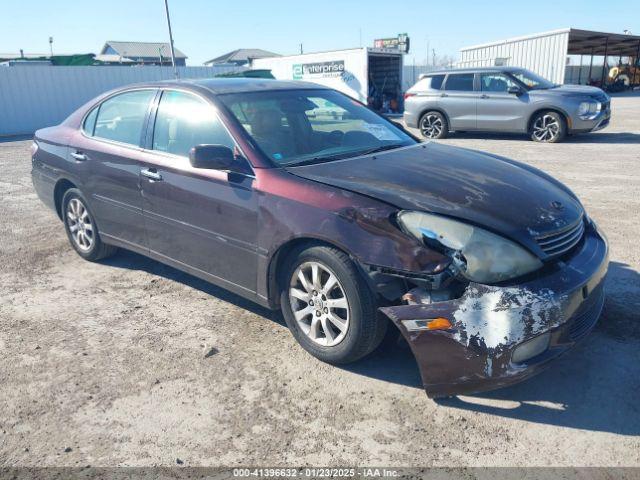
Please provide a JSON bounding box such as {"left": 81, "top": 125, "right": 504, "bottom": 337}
{"left": 0, "top": 65, "right": 245, "bottom": 136}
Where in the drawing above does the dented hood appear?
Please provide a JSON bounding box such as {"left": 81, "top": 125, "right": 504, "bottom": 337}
{"left": 286, "top": 142, "right": 583, "bottom": 249}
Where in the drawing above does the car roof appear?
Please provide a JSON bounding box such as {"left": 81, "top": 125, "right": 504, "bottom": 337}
{"left": 117, "top": 78, "right": 329, "bottom": 95}
{"left": 423, "top": 66, "right": 526, "bottom": 75}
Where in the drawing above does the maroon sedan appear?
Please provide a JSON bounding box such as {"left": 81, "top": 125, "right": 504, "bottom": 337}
{"left": 31, "top": 79, "right": 608, "bottom": 397}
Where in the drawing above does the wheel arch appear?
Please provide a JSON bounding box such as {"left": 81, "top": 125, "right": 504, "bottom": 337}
{"left": 266, "top": 236, "right": 365, "bottom": 308}
{"left": 527, "top": 107, "right": 572, "bottom": 132}
{"left": 53, "top": 178, "right": 78, "bottom": 220}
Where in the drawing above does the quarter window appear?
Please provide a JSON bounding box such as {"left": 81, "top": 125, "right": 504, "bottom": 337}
{"left": 444, "top": 73, "right": 475, "bottom": 91}
{"left": 152, "top": 90, "right": 235, "bottom": 158}
{"left": 428, "top": 74, "right": 445, "bottom": 90}
{"left": 83, "top": 106, "right": 98, "bottom": 136}
{"left": 94, "top": 90, "right": 155, "bottom": 145}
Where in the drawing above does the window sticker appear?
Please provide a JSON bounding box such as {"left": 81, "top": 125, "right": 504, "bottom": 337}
{"left": 273, "top": 153, "right": 283, "bottom": 160}
{"left": 362, "top": 123, "right": 401, "bottom": 141}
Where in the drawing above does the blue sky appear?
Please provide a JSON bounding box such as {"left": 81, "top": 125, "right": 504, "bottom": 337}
{"left": 1, "top": 0, "right": 637, "bottom": 65}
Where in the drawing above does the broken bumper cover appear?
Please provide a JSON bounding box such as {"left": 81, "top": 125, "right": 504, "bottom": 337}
{"left": 380, "top": 221, "right": 609, "bottom": 398}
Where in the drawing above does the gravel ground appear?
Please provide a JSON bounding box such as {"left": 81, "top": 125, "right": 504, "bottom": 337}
{"left": 1, "top": 94, "right": 639, "bottom": 468}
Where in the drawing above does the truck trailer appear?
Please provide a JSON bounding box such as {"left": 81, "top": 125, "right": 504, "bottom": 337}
{"left": 251, "top": 47, "right": 405, "bottom": 113}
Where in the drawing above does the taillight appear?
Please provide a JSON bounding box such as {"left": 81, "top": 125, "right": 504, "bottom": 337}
{"left": 403, "top": 92, "right": 416, "bottom": 100}
{"left": 30, "top": 141, "right": 39, "bottom": 156}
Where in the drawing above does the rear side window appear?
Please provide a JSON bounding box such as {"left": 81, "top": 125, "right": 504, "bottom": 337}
{"left": 428, "top": 75, "right": 445, "bottom": 90}
{"left": 94, "top": 90, "right": 155, "bottom": 146}
{"left": 444, "top": 73, "right": 475, "bottom": 91}
{"left": 83, "top": 107, "right": 98, "bottom": 136}
{"left": 152, "top": 90, "right": 235, "bottom": 158}
{"left": 412, "top": 74, "right": 445, "bottom": 91}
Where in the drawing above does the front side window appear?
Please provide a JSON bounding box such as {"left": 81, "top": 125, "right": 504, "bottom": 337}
{"left": 152, "top": 90, "right": 235, "bottom": 158}
{"left": 444, "top": 74, "right": 475, "bottom": 91}
{"left": 480, "top": 73, "right": 518, "bottom": 93}
{"left": 219, "top": 89, "right": 415, "bottom": 166}
{"left": 94, "top": 90, "right": 155, "bottom": 145}
{"left": 510, "top": 70, "right": 556, "bottom": 90}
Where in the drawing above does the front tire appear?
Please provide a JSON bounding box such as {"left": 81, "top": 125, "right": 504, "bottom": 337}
{"left": 280, "top": 244, "right": 387, "bottom": 364}
{"left": 62, "top": 188, "right": 117, "bottom": 261}
{"left": 419, "top": 111, "right": 449, "bottom": 139}
{"left": 530, "top": 111, "right": 566, "bottom": 143}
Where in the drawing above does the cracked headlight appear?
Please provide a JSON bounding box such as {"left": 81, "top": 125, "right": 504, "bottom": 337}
{"left": 397, "top": 211, "right": 543, "bottom": 284}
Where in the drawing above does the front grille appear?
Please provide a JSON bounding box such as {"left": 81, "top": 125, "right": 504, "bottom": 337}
{"left": 569, "top": 289, "right": 605, "bottom": 341}
{"left": 535, "top": 217, "right": 585, "bottom": 258}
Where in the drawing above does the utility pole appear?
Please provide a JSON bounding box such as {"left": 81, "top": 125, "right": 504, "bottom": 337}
{"left": 49, "top": 36, "right": 53, "bottom": 57}
{"left": 299, "top": 43, "right": 303, "bottom": 54}
{"left": 163, "top": 0, "right": 179, "bottom": 79}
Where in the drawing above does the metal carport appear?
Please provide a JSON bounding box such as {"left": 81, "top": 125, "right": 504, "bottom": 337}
{"left": 459, "top": 28, "right": 640, "bottom": 87}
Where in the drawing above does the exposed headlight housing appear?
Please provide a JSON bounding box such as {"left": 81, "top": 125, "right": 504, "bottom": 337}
{"left": 578, "top": 101, "right": 601, "bottom": 119}
{"left": 397, "top": 211, "right": 543, "bottom": 284}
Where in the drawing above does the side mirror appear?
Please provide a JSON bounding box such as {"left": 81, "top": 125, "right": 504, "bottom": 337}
{"left": 508, "top": 85, "right": 523, "bottom": 95}
{"left": 189, "top": 144, "right": 234, "bottom": 170}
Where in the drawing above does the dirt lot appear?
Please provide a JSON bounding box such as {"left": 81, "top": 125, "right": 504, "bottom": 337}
{"left": 1, "top": 94, "right": 639, "bottom": 468}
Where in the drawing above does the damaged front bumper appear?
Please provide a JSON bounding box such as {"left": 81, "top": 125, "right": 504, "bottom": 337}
{"left": 380, "top": 221, "right": 609, "bottom": 398}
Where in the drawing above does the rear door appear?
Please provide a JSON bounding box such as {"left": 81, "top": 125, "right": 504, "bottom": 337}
{"left": 476, "top": 72, "right": 528, "bottom": 131}
{"left": 139, "top": 89, "right": 259, "bottom": 294}
{"left": 440, "top": 73, "right": 478, "bottom": 130}
{"left": 75, "top": 89, "right": 157, "bottom": 248}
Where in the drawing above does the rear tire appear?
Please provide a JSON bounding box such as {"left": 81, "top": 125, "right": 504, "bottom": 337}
{"left": 280, "top": 244, "right": 387, "bottom": 364}
{"left": 530, "top": 111, "right": 566, "bottom": 143}
{"left": 62, "top": 188, "right": 118, "bottom": 261}
{"left": 419, "top": 111, "right": 449, "bottom": 139}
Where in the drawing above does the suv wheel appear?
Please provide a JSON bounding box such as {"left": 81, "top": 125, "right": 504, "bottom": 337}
{"left": 530, "top": 111, "right": 566, "bottom": 143}
{"left": 62, "top": 188, "right": 118, "bottom": 261}
{"left": 419, "top": 111, "right": 448, "bottom": 139}
{"left": 280, "top": 245, "right": 387, "bottom": 364}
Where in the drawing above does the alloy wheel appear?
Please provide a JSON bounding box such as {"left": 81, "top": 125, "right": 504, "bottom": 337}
{"left": 66, "top": 198, "right": 94, "bottom": 251}
{"left": 420, "top": 114, "right": 443, "bottom": 138}
{"left": 289, "top": 261, "right": 350, "bottom": 347}
{"left": 532, "top": 114, "right": 560, "bottom": 142}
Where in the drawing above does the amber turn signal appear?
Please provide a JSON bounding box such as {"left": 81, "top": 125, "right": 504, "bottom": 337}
{"left": 426, "top": 317, "right": 453, "bottom": 330}
{"left": 401, "top": 317, "right": 453, "bottom": 332}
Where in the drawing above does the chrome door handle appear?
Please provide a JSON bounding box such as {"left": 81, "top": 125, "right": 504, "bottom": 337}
{"left": 480, "top": 94, "right": 489, "bottom": 99}
{"left": 440, "top": 93, "right": 448, "bottom": 97}
{"left": 141, "top": 168, "right": 163, "bottom": 181}
{"left": 70, "top": 151, "right": 87, "bottom": 161}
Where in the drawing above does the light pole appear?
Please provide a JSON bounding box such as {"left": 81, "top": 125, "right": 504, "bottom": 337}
{"left": 163, "top": 0, "right": 179, "bottom": 79}
{"left": 49, "top": 36, "right": 53, "bottom": 57}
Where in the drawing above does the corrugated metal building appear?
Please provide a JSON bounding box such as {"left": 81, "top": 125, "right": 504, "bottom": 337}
{"left": 0, "top": 65, "right": 245, "bottom": 136}
{"left": 458, "top": 28, "right": 640, "bottom": 85}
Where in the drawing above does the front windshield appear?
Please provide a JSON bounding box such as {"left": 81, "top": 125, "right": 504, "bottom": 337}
{"left": 219, "top": 89, "right": 416, "bottom": 167}
{"left": 510, "top": 70, "right": 557, "bottom": 90}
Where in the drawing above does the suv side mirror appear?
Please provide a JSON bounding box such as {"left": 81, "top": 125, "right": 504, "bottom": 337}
{"left": 189, "top": 144, "right": 234, "bottom": 170}
{"left": 508, "top": 85, "right": 523, "bottom": 95}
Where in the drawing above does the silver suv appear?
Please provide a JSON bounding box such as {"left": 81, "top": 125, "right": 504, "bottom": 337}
{"left": 404, "top": 67, "right": 611, "bottom": 143}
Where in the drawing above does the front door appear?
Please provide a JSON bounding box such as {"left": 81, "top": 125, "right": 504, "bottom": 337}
{"left": 440, "top": 73, "right": 478, "bottom": 130}
{"left": 476, "top": 72, "right": 528, "bottom": 131}
{"left": 139, "top": 89, "right": 259, "bottom": 295}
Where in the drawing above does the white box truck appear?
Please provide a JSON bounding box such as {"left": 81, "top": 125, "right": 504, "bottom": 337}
{"left": 251, "top": 47, "right": 404, "bottom": 113}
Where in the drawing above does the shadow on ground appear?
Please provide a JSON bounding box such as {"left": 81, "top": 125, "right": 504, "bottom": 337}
{"left": 447, "top": 131, "right": 640, "bottom": 144}
{"left": 101, "top": 250, "right": 640, "bottom": 435}
{"left": 101, "top": 249, "right": 280, "bottom": 324}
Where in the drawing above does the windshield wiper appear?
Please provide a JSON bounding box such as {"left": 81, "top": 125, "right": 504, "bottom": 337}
{"left": 356, "top": 143, "right": 406, "bottom": 156}
{"left": 285, "top": 152, "right": 358, "bottom": 167}
{"left": 284, "top": 143, "right": 406, "bottom": 167}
